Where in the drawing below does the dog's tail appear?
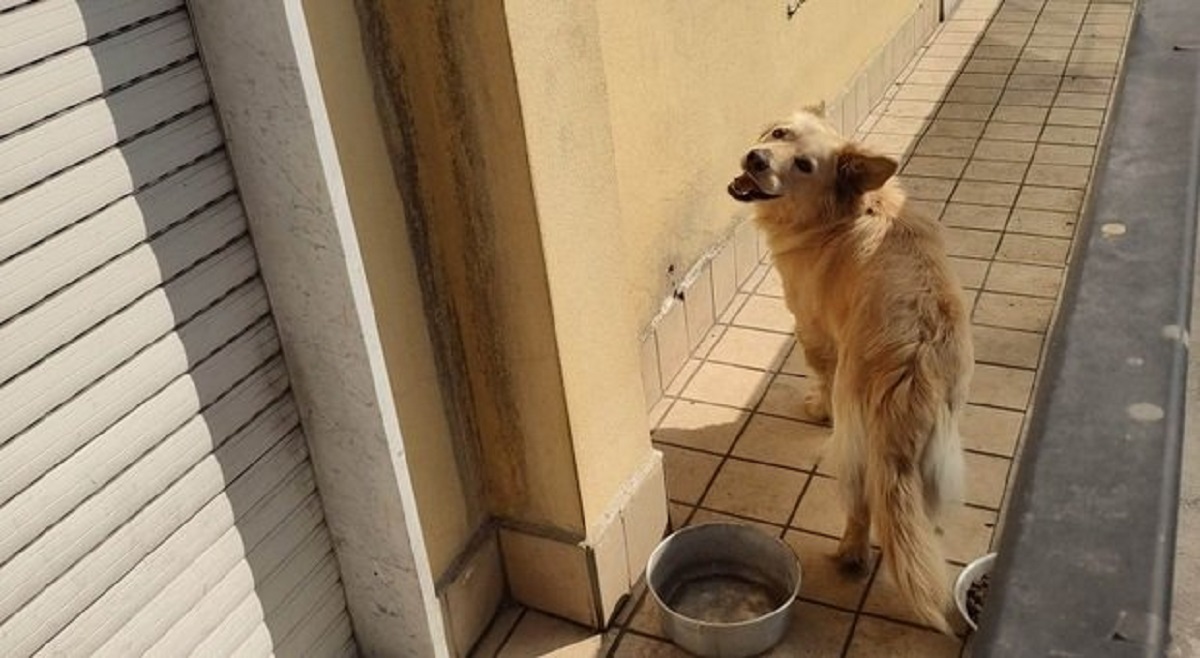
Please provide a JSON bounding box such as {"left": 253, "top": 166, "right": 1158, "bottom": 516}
{"left": 866, "top": 345, "right": 961, "bottom": 634}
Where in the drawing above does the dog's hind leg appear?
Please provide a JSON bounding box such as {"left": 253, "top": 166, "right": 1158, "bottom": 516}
{"left": 828, "top": 376, "right": 871, "bottom": 574}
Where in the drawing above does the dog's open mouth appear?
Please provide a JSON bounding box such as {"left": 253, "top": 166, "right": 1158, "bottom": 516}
{"left": 728, "top": 172, "right": 779, "bottom": 202}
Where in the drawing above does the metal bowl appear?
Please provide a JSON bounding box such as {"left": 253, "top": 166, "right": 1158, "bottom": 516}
{"left": 954, "top": 552, "right": 997, "bottom": 631}
{"left": 645, "top": 522, "right": 802, "bottom": 657}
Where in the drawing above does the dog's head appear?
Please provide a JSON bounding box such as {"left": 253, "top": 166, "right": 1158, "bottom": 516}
{"left": 728, "top": 107, "right": 898, "bottom": 212}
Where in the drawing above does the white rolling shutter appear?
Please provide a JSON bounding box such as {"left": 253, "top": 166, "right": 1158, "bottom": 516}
{"left": 0, "top": 2, "right": 356, "bottom": 656}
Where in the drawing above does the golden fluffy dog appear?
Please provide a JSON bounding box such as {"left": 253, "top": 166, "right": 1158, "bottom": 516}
{"left": 728, "top": 108, "right": 972, "bottom": 632}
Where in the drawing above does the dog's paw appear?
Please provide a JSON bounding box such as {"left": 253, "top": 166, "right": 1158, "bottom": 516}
{"left": 803, "top": 389, "right": 831, "bottom": 422}
{"left": 833, "top": 544, "right": 869, "bottom": 576}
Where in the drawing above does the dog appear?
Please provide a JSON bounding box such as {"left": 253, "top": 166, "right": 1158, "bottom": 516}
{"left": 728, "top": 108, "right": 973, "bottom": 632}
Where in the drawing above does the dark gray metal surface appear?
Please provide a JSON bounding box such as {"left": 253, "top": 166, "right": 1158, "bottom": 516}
{"left": 975, "top": 0, "right": 1200, "bottom": 656}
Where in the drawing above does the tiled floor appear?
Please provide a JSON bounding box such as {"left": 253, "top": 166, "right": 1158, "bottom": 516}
{"left": 473, "top": 0, "right": 1132, "bottom": 655}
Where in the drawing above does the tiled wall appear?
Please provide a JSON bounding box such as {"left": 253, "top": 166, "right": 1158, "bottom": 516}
{"left": 638, "top": 0, "right": 942, "bottom": 410}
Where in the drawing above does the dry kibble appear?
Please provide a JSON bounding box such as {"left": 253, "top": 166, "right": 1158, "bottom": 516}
{"left": 966, "top": 573, "right": 991, "bottom": 625}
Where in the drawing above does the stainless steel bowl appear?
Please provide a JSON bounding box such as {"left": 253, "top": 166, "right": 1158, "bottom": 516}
{"left": 646, "top": 523, "right": 802, "bottom": 657}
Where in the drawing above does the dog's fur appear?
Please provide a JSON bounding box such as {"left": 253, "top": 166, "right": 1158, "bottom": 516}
{"left": 729, "top": 108, "right": 972, "bottom": 632}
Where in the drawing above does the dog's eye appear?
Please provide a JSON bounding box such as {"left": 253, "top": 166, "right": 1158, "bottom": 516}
{"left": 770, "top": 127, "right": 789, "bottom": 140}
{"left": 794, "top": 157, "right": 815, "bottom": 174}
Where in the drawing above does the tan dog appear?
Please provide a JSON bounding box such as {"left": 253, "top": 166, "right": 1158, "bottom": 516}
{"left": 728, "top": 108, "right": 972, "bottom": 632}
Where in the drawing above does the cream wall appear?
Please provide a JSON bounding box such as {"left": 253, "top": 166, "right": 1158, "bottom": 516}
{"left": 595, "top": 0, "right": 922, "bottom": 325}
{"left": 301, "top": 0, "right": 480, "bottom": 581}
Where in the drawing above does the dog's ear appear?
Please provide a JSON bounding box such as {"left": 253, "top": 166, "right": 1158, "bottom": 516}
{"left": 803, "top": 101, "right": 827, "bottom": 118}
{"left": 836, "top": 144, "right": 898, "bottom": 195}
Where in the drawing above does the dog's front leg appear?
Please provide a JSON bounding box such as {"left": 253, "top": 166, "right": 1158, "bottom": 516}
{"left": 796, "top": 326, "right": 836, "bottom": 422}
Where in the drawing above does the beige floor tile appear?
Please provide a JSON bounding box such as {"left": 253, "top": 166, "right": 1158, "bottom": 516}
{"left": 963, "top": 159, "right": 1029, "bottom": 184}
{"left": 625, "top": 592, "right": 670, "bottom": 639}
{"left": 1040, "top": 124, "right": 1100, "bottom": 145}
{"left": 473, "top": 605, "right": 523, "bottom": 658}
{"left": 1056, "top": 90, "right": 1110, "bottom": 109}
{"left": 498, "top": 611, "right": 593, "bottom": 658}
{"left": 708, "top": 325, "right": 793, "bottom": 371}
{"left": 1013, "top": 60, "right": 1067, "bottom": 78}
{"left": 927, "top": 119, "right": 987, "bottom": 139}
{"left": 1047, "top": 106, "right": 1104, "bottom": 126}
{"left": 973, "top": 324, "right": 1046, "bottom": 369}
{"left": 779, "top": 344, "right": 816, "bottom": 378}
{"left": 681, "top": 362, "right": 770, "bottom": 409}
{"left": 974, "top": 291, "right": 1055, "bottom": 332}
{"left": 956, "top": 72, "right": 1012, "bottom": 90}
{"left": 907, "top": 69, "right": 960, "bottom": 86}
{"left": 792, "top": 474, "right": 845, "bottom": 537}
{"left": 1016, "top": 184, "right": 1084, "bottom": 212}
{"left": 1000, "top": 88, "right": 1057, "bottom": 106}
{"left": 733, "top": 413, "right": 828, "bottom": 471}
{"left": 703, "top": 458, "right": 809, "bottom": 525}
{"left": 895, "top": 83, "right": 953, "bottom": 102}
{"left": 920, "top": 55, "right": 972, "bottom": 72}
{"left": 611, "top": 632, "right": 690, "bottom": 657}
{"left": 944, "top": 227, "right": 1001, "bottom": 259}
{"left": 648, "top": 397, "right": 673, "bottom": 428}
{"left": 862, "top": 132, "right": 919, "bottom": 158}
{"left": 845, "top": 616, "right": 962, "bottom": 658}
{"left": 985, "top": 261, "right": 1064, "bottom": 297}
{"left": 757, "top": 267, "right": 784, "bottom": 297}
{"left": 718, "top": 292, "right": 749, "bottom": 324}
{"left": 914, "top": 136, "right": 979, "bottom": 159}
{"left": 658, "top": 444, "right": 722, "bottom": 504}
{"left": 668, "top": 502, "right": 693, "bottom": 529}
{"left": 951, "top": 180, "right": 1020, "bottom": 206}
{"left": 949, "top": 256, "right": 990, "bottom": 289}
{"left": 926, "top": 42, "right": 976, "bottom": 59}
{"left": 941, "top": 504, "right": 997, "bottom": 564}
{"left": 983, "top": 121, "right": 1043, "bottom": 142}
{"left": 653, "top": 400, "right": 749, "bottom": 454}
{"left": 874, "top": 116, "right": 933, "bottom": 136}
{"left": 973, "top": 139, "right": 1036, "bottom": 162}
{"left": 763, "top": 601, "right": 856, "bottom": 658}
{"left": 974, "top": 44, "right": 1022, "bottom": 60}
{"left": 907, "top": 199, "right": 947, "bottom": 220}
{"left": 946, "top": 85, "right": 1005, "bottom": 105}
{"left": 688, "top": 507, "right": 783, "bottom": 537}
{"left": 964, "top": 451, "right": 1012, "bottom": 509}
{"left": 1026, "top": 33, "right": 1076, "bottom": 48}
{"left": 942, "top": 202, "right": 1011, "bottom": 231}
{"left": 961, "top": 403, "right": 1025, "bottom": 457}
{"left": 997, "top": 233, "right": 1072, "bottom": 265}
{"left": 970, "top": 362, "right": 1035, "bottom": 410}
{"left": 1059, "top": 75, "right": 1113, "bottom": 95}
{"left": 937, "top": 102, "right": 996, "bottom": 121}
{"left": 1008, "top": 73, "right": 1062, "bottom": 91}
{"left": 886, "top": 99, "right": 942, "bottom": 119}
{"left": 784, "top": 531, "right": 876, "bottom": 610}
{"left": 1025, "top": 162, "right": 1091, "bottom": 188}
{"left": 663, "top": 358, "right": 701, "bottom": 397}
{"left": 1006, "top": 207, "right": 1077, "bottom": 237}
{"left": 862, "top": 563, "right": 964, "bottom": 628}
{"left": 991, "top": 104, "right": 1050, "bottom": 124}
{"left": 733, "top": 295, "right": 795, "bottom": 333}
{"left": 900, "top": 175, "right": 958, "bottom": 202}
{"left": 759, "top": 372, "right": 829, "bottom": 423}
{"left": 1064, "top": 61, "right": 1117, "bottom": 78}
{"left": 964, "top": 58, "right": 1016, "bottom": 74}
{"left": 904, "top": 155, "right": 969, "bottom": 178}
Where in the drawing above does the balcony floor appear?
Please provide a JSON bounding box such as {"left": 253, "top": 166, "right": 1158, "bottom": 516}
{"left": 473, "top": 0, "right": 1132, "bottom": 654}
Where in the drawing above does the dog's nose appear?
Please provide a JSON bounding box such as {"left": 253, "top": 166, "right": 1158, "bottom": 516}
{"left": 745, "top": 148, "right": 770, "bottom": 172}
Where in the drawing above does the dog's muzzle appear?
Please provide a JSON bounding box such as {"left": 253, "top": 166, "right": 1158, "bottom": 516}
{"left": 728, "top": 148, "right": 781, "bottom": 202}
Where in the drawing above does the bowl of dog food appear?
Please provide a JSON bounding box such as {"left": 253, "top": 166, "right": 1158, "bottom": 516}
{"left": 954, "top": 552, "right": 996, "bottom": 631}
{"left": 646, "top": 522, "right": 802, "bottom": 657}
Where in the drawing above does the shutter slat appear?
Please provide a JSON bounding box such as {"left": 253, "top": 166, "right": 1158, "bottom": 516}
{"left": 0, "top": 10, "right": 194, "bottom": 136}
{"left": 0, "top": 0, "right": 183, "bottom": 75}
{"left": 0, "top": 153, "right": 235, "bottom": 323}
{"left": 0, "top": 60, "right": 208, "bottom": 199}
{"left": 0, "top": 430, "right": 310, "bottom": 656}
{"left": 0, "top": 110, "right": 224, "bottom": 262}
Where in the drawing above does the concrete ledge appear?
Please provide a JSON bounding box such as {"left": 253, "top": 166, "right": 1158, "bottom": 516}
{"left": 976, "top": 0, "right": 1200, "bottom": 655}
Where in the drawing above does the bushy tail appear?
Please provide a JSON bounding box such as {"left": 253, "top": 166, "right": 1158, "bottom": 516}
{"left": 869, "top": 457, "right": 952, "bottom": 633}
{"left": 865, "top": 345, "right": 958, "bottom": 633}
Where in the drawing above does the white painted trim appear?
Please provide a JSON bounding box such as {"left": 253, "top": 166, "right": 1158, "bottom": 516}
{"left": 279, "top": 3, "right": 449, "bottom": 654}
